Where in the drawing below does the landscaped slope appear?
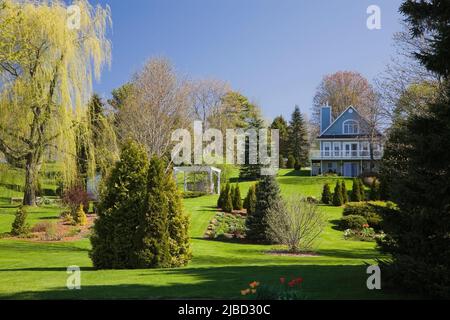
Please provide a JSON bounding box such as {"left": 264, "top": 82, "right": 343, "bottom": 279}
{"left": 0, "top": 170, "right": 411, "bottom": 299}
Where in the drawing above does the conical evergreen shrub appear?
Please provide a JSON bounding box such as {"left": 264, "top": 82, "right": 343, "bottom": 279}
{"left": 90, "top": 140, "right": 149, "bottom": 269}
{"left": 233, "top": 184, "right": 243, "bottom": 210}
{"left": 351, "top": 178, "right": 362, "bottom": 202}
{"left": 341, "top": 181, "right": 349, "bottom": 204}
{"left": 321, "top": 183, "right": 332, "bottom": 204}
{"left": 246, "top": 175, "right": 281, "bottom": 242}
{"left": 332, "top": 181, "right": 344, "bottom": 206}
{"left": 359, "top": 179, "right": 366, "bottom": 201}
{"left": 74, "top": 204, "right": 87, "bottom": 226}
{"left": 223, "top": 187, "right": 234, "bottom": 213}
{"left": 11, "top": 206, "right": 29, "bottom": 236}
{"left": 244, "top": 184, "right": 257, "bottom": 215}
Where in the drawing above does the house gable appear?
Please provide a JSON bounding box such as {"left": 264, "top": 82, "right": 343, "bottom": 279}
{"left": 319, "top": 106, "right": 371, "bottom": 138}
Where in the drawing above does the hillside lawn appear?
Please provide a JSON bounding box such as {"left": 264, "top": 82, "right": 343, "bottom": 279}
{"left": 0, "top": 169, "right": 413, "bottom": 299}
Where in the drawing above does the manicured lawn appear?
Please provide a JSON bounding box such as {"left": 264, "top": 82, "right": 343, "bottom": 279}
{"left": 0, "top": 170, "right": 412, "bottom": 299}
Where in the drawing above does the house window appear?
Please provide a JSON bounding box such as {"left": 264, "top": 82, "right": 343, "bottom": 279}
{"left": 343, "top": 120, "right": 359, "bottom": 134}
{"left": 333, "top": 142, "right": 341, "bottom": 157}
{"left": 361, "top": 142, "right": 369, "bottom": 157}
{"left": 323, "top": 142, "right": 331, "bottom": 157}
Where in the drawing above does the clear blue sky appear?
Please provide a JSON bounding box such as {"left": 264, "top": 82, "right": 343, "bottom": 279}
{"left": 92, "top": 0, "right": 405, "bottom": 121}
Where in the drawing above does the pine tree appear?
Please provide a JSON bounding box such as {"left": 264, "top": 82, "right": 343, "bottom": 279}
{"left": 351, "top": 178, "right": 362, "bottom": 202}
{"left": 233, "top": 184, "right": 243, "bottom": 210}
{"left": 321, "top": 183, "right": 332, "bottom": 204}
{"left": 165, "top": 168, "right": 192, "bottom": 267}
{"left": 288, "top": 106, "right": 310, "bottom": 169}
{"left": 11, "top": 206, "right": 29, "bottom": 236}
{"left": 246, "top": 175, "right": 281, "bottom": 242}
{"left": 90, "top": 140, "right": 148, "bottom": 269}
{"left": 332, "top": 181, "right": 344, "bottom": 207}
{"left": 341, "top": 181, "right": 349, "bottom": 204}
{"left": 135, "top": 156, "right": 171, "bottom": 268}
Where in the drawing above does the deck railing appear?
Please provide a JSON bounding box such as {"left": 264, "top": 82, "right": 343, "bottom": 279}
{"left": 310, "top": 150, "right": 383, "bottom": 160}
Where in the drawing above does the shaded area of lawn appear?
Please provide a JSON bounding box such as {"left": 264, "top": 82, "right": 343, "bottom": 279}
{"left": 0, "top": 264, "right": 410, "bottom": 300}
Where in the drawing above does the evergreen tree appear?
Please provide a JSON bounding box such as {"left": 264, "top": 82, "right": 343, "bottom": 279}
{"left": 246, "top": 175, "right": 281, "bottom": 242}
{"left": 74, "top": 204, "right": 87, "bottom": 226}
{"left": 233, "top": 184, "right": 243, "bottom": 210}
{"left": 321, "top": 183, "right": 332, "bottom": 204}
{"left": 286, "top": 155, "right": 296, "bottom": 169}
{"left": 332, "top": 181, "right": 344, "bottom": 206}
{"left": 341, "top": 181, "right": 349, "bottom": 203}
{"left": 270, "top": 116, "right": 289, "bottom": 159}
{"left": 217, "top": 185, "right": 226, "bottom": 208}
{"left": 135, "top": 156, "right": 171, "bottom": 268}
{"left": 244, "top": 184, "right": 257, "bottom": 216}
{"left": 378, "top": 0, "right": 450, "bottom": 298}
{"left": 369, "top": 180, "right": 380, "bottom": 201}
{"left": 359, "top": 179, "right": 366, "bottom": 201}
{"left": 165, "top": 167, "right": 192, "bottom": 267}
{"left": 239, "top": 117, "right": 265, "bottom": 180}
{"left": 351, "top": 178, "right": 362, "bottom": 202}
{"left": 223, "top": 188, "right": 234, "bottom": 213}
{"left": 90, "top": 140, "right": 148, "bottom": 269}
{"left": 288, "top": 106, "right": 310, "bottom": 169}
{"left": 11, "top": 206, "right": 29, "bottom": 236}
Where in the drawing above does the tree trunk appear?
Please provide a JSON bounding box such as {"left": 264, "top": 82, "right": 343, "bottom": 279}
{"left": 23, "top": 152, "right": 41, "bottom": 206}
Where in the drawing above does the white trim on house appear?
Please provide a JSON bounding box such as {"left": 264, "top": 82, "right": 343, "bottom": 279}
{"left": 342, "top": 119, "right": 359, "bottom": 134}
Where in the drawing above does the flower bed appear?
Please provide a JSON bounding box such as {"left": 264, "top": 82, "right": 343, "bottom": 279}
{"left": 204, "top": 211, "right": 246, "bottom": 240}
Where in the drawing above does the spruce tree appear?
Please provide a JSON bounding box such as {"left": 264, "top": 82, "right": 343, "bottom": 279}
{"left": 233, "top": 184, "right": 243, "bottom": 210}
{"left": 135, "top": 156, "right": 171, "bottom": 268}
{"left": 246, "top": 175, "right": 281, "bottom": 242}
{"left": 90, "top": 140, "right": 148, "bottom": 269}
{"left": 341, "top": 181, "right": 349, "bottom": 204}
{"left": 321, "top": 183, "right": 332, "bottom": 204}
{"left": 165, "top": 168, "right": 192, "bottom": 267}
{"left": 351, "top": 178, "right": 362, "bottom": 202}
{"left": 239, "top": 117, "right": 265, "bottom": 180}
{"left": 288, "top": 106, "right": 310, "bottom": 169}
{"left": 332, "top": 181, "right": 344, "bottom": 206}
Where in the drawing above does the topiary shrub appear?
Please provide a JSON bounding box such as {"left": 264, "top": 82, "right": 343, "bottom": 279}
{"left": 233, "top": 184, "right": 243, "bottom": 210}
{"left": 11, "top": 206, "right": 29, "bottom": 236}
{"left": 223, "top": 188, "right": 234, "bottom": 213}
{"left": 343, "top": 202, "right": 386, "bottom": 231}
{"left": 339, "top": 215, "right": 368, "bottom": 231}
{"left": 369, "top": 180, "right": 381, "bottom": 201}
{"left": 321, "top": 183, "right": 332, "bottom": 204}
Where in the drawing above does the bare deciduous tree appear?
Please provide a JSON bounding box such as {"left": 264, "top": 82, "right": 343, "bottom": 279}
{"left": 266, "top": 196, "right": 326, "bottom": 253}
{"left": 118, "top": 58, "right": 191, "bottom": 158}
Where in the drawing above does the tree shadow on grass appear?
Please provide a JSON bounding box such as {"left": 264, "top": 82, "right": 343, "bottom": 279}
{"left": 0, "top": 264, "right": 411, "bottom": 300}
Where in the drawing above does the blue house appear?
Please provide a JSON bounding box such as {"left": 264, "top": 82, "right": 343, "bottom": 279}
{"left": 311, "top": 105, "right": 383, "bottom": 177}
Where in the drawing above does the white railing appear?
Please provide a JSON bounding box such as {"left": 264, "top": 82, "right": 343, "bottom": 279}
{"left": 310, "top": 150, "right": 383, "bottom": 160}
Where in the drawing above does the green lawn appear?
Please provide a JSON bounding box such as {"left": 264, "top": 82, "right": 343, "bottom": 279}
{"left": 0, "top": 169, "right": 412, "bottom": 299}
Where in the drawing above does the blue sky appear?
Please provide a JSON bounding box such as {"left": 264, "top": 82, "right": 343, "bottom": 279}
{"left": 92, "top": 0, "right": 405, "bottom": 121}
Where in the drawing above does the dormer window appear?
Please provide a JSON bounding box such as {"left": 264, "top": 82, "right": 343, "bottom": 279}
{"left": 343, "top": 120, "right": 359, "bottom": 134}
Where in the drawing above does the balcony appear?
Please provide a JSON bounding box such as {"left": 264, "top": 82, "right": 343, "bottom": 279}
{"left": 310, "top": 150, "right": 383, "bottom": 161}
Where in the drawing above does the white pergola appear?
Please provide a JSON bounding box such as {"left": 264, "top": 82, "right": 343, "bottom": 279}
{"left": 173, "top": 166, "right": 221, "bottom": 195}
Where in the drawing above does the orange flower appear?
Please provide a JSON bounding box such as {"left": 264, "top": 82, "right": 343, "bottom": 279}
{"left": 251, "top": 289, "right": 257, "bottom": 294}
{"left": 363, "top": 223, "right": 370, "bottom": 228}
{"left": 241, "top": 289, "right": 251, "bottom": 296}
{"left": 249, "top": 281, "right": 260, "bottom": 288}
{"left": 280, "top": 277, "right": 286, "bottom": 284}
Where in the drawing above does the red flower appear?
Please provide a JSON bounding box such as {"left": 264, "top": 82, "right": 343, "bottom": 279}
{"left": 280, "top": 277, "right": 286, "bottom": 284}
{"left": 288, "top": 281, "right": 295, "bottom": 288}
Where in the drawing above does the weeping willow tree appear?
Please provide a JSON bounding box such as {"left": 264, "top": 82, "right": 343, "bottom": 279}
{"left": 0, "top": 0, "right": 112, "bottom": 205}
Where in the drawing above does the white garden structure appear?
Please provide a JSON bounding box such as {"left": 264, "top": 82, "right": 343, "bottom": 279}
{"left": 173, "top": 166, "right": 221, "bottom": 195}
